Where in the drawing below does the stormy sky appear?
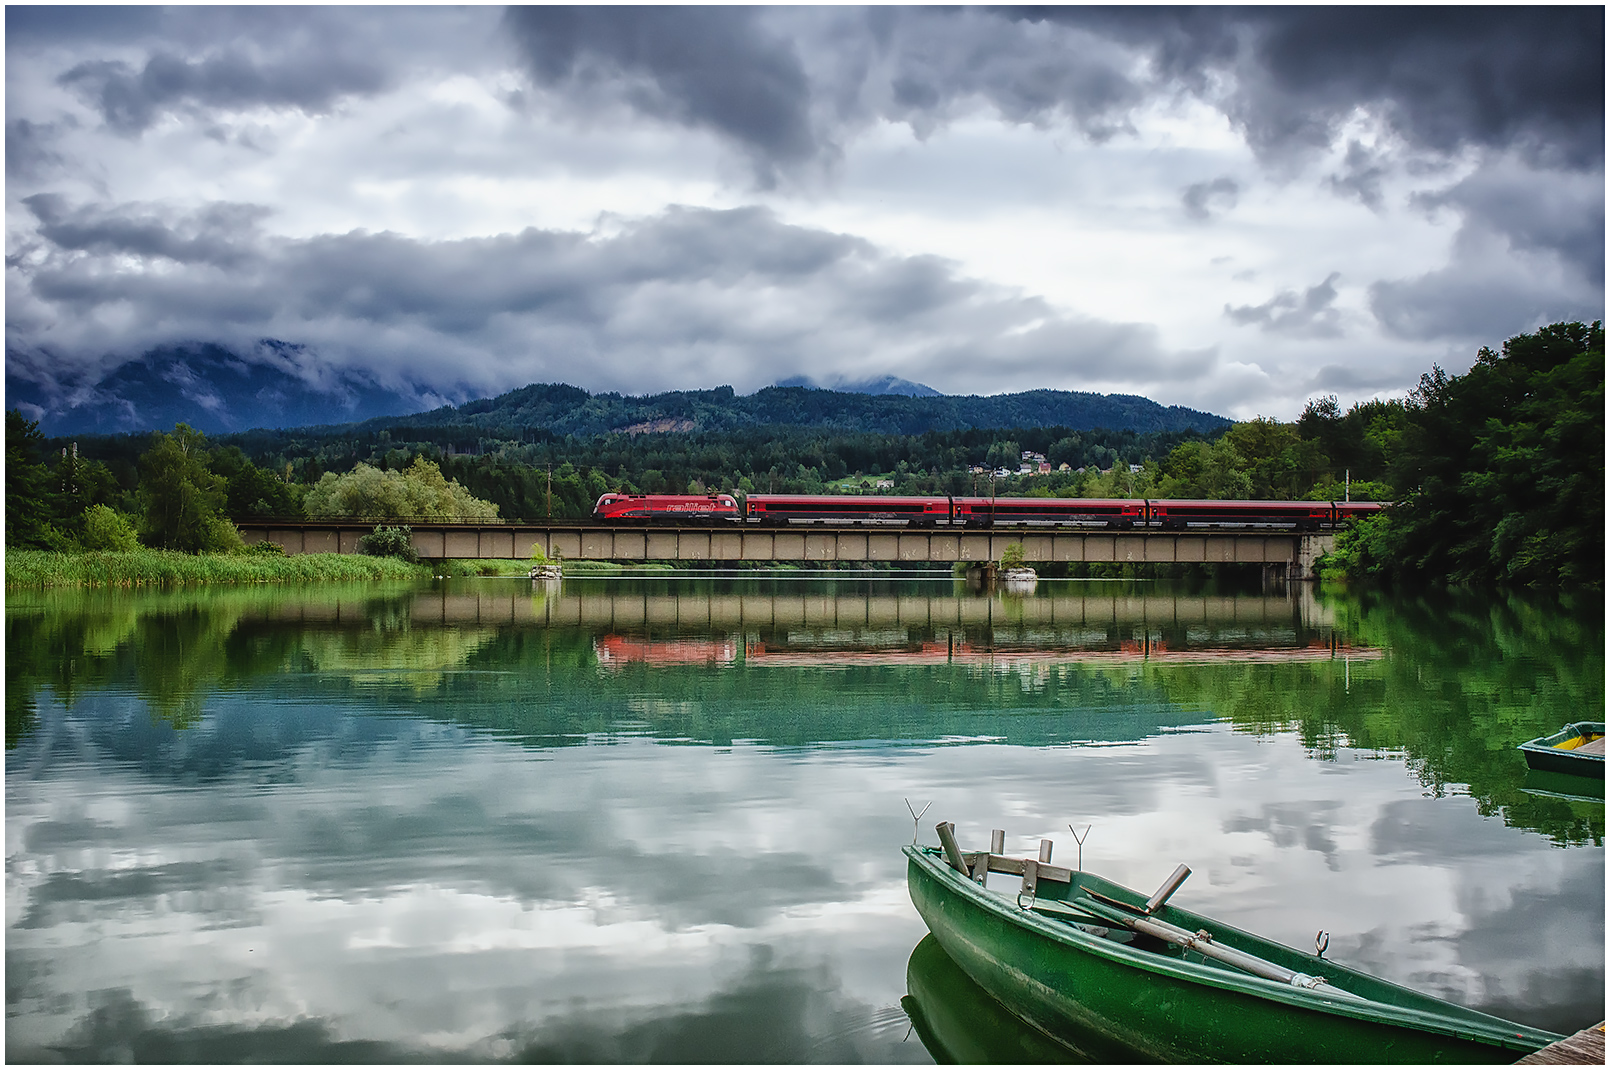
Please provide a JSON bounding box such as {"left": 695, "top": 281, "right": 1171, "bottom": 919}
{"left": 5, "top": 6, "right": 1603, "bottom": 419}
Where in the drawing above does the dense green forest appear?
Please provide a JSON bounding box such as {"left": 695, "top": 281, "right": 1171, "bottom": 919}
{"left": 350, "top": 381, "right": 1229, "bottom": 438}
{"left": 1323, "top": 321, "right": 1603, "bottom": 587}
{"left": 6, "top": 321, "right": 1601, "bottom": 587}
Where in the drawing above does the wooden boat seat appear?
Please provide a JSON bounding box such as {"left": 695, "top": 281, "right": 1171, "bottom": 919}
{"left": 1576, "top": 735, "right": 1605, "bottom": 755}
{"left": 960, "top": 851, "right": 1074, "bottom": 886}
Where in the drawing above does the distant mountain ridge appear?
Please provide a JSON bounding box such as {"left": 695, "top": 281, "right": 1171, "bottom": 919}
{"left": 382, "top": 382, "right": 1227, "bottom": 437}
{"left": 6, "top": 341, "right": 1229, "bottom": 438}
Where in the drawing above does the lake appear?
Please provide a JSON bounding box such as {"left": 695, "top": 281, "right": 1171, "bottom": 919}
{"left": 6, "top": 574, "right": 1603, "bottom": 1062}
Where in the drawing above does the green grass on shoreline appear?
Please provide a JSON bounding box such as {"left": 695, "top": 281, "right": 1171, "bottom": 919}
{"left": 10, "top": 551, "right": 1178, "bottom": 588}
{"left": 6, "top": 550, "right": 782, "bottom": 588}
{"left": 5, "top": 549, "right": 431, "bottom": 588}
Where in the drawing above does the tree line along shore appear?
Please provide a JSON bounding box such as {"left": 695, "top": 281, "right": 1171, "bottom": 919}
{"left": 6, "top": 322, "right": 1601, "bottom": 589}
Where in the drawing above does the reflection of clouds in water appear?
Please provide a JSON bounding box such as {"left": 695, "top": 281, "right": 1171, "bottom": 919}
{"left": 8, "top": 957, "right": 925, "bottom": 1064}
{"left": 7, "top": 718, "right": 932, "bottom": 1057}
{"left": 7, "top": 703, "right": 1599, "bottom": 1055}
{"left": 1450, "top": 856, "right": 1605, "bottom": 1034}
{"left": 1224, "top": 800, "right": 1345, "bottom": 869}
{"left": 1371, "top": 796, "right": 1519, "bottom": 861}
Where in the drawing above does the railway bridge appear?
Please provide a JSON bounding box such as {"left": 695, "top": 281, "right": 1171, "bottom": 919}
{"left": 238, "top": 521, "right": 1336, "bottom": 579}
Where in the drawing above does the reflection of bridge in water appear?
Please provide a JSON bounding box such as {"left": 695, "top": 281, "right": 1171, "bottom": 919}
{"left": 260, "top": 582, "right": 1381, "bottom": 663}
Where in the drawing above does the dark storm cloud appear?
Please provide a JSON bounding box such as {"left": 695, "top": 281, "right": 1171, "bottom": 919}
{"left": 867, "top": 7, "right": 1148, "bottom": 141}
{"left": 1225, "top": 273, "right": 1344, "bottom": 338}
{"left": 22, "top": 194, "right": 270, "bottom": 268}
{"left": 502, "top": 8, "right": 1602, "bottom": 175}
{"left": 1370, "top": 162, "right": 1605, "bottom": 343}
{"left": 1181, "top": 177, "right": 1239, "bottom": 221}
{"left": 1043, "top": 6, "right": 1604, "bottom": 165}
{"left": 5, "top": 118, "right": 72, "bottom": 180}
{"left": 58, "top": 49, "right": 388, "bottom": 134}
{"left": 1242, "top": 7, "right": 1603, "bottom": 166}
{"left": 923, "top": 317, "right": 1213, "bottom": 389}
{"left": 8, "top": 4, "right": 492, "bottom": 69}
{"left": 1307, "top": 363, "right": 1407, "bottom": 396}
{"left": 1414, "top": 167, "right": 1606, "bottom": 288}
{"left": 4, "top": 5, "right": 163, "bottom": 45}
{"left": 10, "top": 197, "right": 1207, "bottom": 397}
{"left": 1326, "top": 141, "right": 1388, "bottom": 210}
{"left": 499, "top": 6, "right": 1156, "bottom": 179}
{"left": 1369, "top": 265, "right": 1597, "bottom": 345}
{"left": 504, "top": 6, "right": 817, "bottom": 182}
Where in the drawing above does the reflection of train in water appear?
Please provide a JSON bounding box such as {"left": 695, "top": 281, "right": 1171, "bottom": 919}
{"left": 591, "top": 633, "right": 1383, "bottom": 668}
{"left": 592, "top": 493, "right": 1383, "bottom": 531}
{"left": 742, "top": 638, "right": 1383, "bottom": 667}
{"left": 593, "top": 635, "right": 738, "bottom": 668}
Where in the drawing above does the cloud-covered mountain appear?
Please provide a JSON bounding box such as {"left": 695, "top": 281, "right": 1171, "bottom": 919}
{"left": 6, "top": 338, "right": 1227, "bottom": 438}
{"left": 5, "top": 342, "right": 446, "bottom": 435}
{"left": 773, "top": 374, "right": 941, "bottom": 398}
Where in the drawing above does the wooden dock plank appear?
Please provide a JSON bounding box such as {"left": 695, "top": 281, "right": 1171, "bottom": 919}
{"left": 1515, "top": 1021, "right": 1604, "bottom": 1065}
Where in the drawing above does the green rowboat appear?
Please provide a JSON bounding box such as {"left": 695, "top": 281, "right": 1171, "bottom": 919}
{"left": 1517, "top": 722, "right": 1606, "bottom": 778}
{"left": 905, "top": 834, "right": 1562, "bottom": 1063}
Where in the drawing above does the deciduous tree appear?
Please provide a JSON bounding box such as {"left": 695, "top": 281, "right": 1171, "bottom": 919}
{"left": 138, "top": 424, "right": 242, "bottom": 552}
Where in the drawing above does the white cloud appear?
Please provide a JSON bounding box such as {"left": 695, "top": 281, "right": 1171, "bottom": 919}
{"left": 5, "top": 7, "right": 1601, "bottom": 422}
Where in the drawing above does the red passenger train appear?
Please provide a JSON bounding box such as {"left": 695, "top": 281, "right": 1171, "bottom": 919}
{"left": 592, "top": 492, "right": 1382, "bottom": 530}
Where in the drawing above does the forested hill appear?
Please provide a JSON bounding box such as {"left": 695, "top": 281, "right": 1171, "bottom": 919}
{"left": 363, "top": 383, "right": 1229, "bottom": 438}
{"left": 8, "top": 336, "right": 1225, "bottom": 437}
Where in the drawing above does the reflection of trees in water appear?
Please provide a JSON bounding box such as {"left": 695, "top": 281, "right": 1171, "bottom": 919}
{"left": 5, "top": 583, "right": 426, "bottom": 742}
{"left": 7, "top": 583, "right": 1601, "bottom": 844}
{"left": 8, "top": 601, "right": 151, "bottom": 743}
{"left": 1176, "top": 587, "right": 1605, "bottom": 847}
{"left": 297, "top": 627, "right": 500, "bottom": 692}
{"left": 134, "top": 607, "right": 247, "bottom": 729}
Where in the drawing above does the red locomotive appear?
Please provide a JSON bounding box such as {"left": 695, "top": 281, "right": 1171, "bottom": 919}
{"left": 591, "top": 492, "right": 741, "bottom": 523}
{"left": 593, "top": 491, "right": 1383, "bottom": 529}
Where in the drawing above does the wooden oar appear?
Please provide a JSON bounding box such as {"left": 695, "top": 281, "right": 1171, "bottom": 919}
{"left": 1060, "top": 894, "right": 1366, "bottom": 1001}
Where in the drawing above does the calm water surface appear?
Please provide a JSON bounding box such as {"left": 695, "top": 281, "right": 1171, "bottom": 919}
{"left": 6, "top": 575, "right": 1603, "bottom": 1062}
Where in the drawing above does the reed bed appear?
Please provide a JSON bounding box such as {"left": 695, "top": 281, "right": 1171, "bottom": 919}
{"left": 5, "top": 549, "right": 429, "bottom": 588}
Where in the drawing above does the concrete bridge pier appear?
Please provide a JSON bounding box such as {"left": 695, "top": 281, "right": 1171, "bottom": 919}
{"left": 1262, "top": 533, "right": 1335, "bottom": 590}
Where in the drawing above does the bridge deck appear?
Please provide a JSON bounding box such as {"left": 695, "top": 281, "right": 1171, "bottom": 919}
{"left": 238, "top": 521, "right": 1334, "bottom": 571}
